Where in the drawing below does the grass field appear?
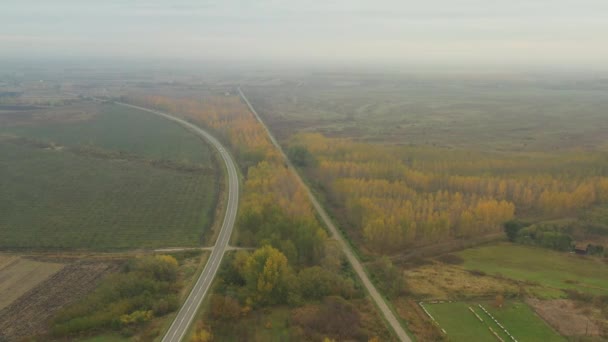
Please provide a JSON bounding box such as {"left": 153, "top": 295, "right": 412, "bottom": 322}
{"left": 0, "top": 255, "right": 64, "bottom": 310}
{"left": 425, "top": 300, "right": 564, "bottom": 342}
{"left": 247, "top": 75, "right": 608, "bottom": 152}
{"left": 0, "top": 102, "right": 220, "bottom": 250}
{"left": 459, "top": 243, "right": 608, "bottom": 297}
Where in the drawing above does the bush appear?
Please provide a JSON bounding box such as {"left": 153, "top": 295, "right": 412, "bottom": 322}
{"left": 515, "top": 224, "right": 573, "bottom": 251}
{"left": 288, "top": 145, "right": 317, "bottom": 168}
{"left": 298, "top": 266, "right": 356, "bottom": 300}
{"left": 504, "top": 220, "right": 526, "bottom": 242}
{"left": 51, "top": 255, "right": 181, "bottom": 337}
{"left": 291, "top": 297, "right": 365, "bottom": 341}
{"left": 368, "top": 257, "right": 407, "bottom": 298}
{"left": 209, "top": 295, "right": 242, "bottom": 321}
{"left": 436, "top": 254, "right": 464, "bottom": 265}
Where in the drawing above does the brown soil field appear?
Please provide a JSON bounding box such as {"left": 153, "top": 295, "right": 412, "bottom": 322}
{"left": 0, "top": 254, "right": 64, "bottom": 311}
{"left": 527, "top": 298, "right": 602, "bottom": 337}
{"left": 0, "top": 260, "right": 120, "bottom": 341}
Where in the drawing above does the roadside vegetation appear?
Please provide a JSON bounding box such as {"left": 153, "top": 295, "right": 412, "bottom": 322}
{"left": 132, "top": 94, "right": 395, "bottom": 341}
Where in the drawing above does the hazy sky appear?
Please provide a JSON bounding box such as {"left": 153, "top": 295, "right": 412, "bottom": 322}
{"left": 2, "top": 0, "right": 608, "bottom": 69}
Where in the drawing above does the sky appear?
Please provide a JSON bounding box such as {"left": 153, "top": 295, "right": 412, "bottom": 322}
{"left": 2, "top": 0, "right": 608, "bottom": 69}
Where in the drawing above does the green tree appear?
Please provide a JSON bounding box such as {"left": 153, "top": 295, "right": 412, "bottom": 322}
{"left": 288, "top": 145, "right": 317, "bottom": 167}
{"left": 298, "top": 266, "right": 356, "bottom": 300}
{"left": 504, "top": 220, "right": 525, "bottom": 242}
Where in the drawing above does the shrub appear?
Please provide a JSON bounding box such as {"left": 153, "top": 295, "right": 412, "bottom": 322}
{"left": 436, "top": 254, "right": 464, "bottom": 265}
{"left": 51, "top": 255, "right": 180, "bottom": 337}
{"left": 298, "top": 266, "right": 356, "bottom": 300}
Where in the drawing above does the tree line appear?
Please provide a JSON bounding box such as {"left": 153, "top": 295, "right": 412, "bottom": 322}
{"left": 289, "top": 133, "right": 608, "bottom": 253}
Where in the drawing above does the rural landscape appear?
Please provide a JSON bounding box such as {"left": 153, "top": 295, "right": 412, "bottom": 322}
{"left": 1, "top": 66, "right": 607, "bottom": 342}
{"left": 2, "top": 1, "right": 608, "bottom": 342}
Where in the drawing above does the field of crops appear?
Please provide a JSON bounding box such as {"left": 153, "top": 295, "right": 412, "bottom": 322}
{"left": 0, "top": 103, "right": 219, "bottom": 250}
{"left": 424, "top": 300, "right": 564, "bottom": 342}
{"left": 1, "top": 103, "right": 211, "bottom": 163}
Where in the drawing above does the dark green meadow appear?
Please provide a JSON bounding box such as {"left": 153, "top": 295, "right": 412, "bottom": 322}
{"left": 2, "top": 103, "right": 211, "bottom": 163}
{"left": 0, "top": 103, "right": 219, "bottom": 250}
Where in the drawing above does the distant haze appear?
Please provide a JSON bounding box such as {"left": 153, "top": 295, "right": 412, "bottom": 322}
{"left": 3, "top": 0, "right": 608, "bottom": 70}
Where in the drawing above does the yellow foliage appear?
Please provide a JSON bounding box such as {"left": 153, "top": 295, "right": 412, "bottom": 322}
{"left": 155, "top": 254, "right": 178, "bottom": 267}
{"left": 131, "top": 95, "right": 321, "bottom": 225}
{"left": 290, "top": 133, "right": 608, "bottom": 253}
{"left": 191, "top": 327, "right": 213, "bottom": 342}
{"left": 119, "top": 310, "right": 153, "bottom": 325}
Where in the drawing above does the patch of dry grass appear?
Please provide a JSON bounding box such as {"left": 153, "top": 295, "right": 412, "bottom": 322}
{"left": 405, "top": 261, "right": 518, "bottom": 300}
{"left": 527, "top": 298, "right": 605, "bottom": 337}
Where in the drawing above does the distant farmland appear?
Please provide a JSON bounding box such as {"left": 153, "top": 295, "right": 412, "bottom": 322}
{"left": 0, "top": 103, "right": 220, "bottom": 250}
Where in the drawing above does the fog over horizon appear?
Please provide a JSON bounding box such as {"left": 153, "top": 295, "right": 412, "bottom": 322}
{"left": 3, "top": 0, "right": 608, "bottom": 71}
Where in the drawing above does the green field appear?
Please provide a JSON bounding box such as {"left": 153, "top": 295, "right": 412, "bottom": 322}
{"left": 425, "top": 301, "right": 564, "bottom": 342}
{"left": 0, "top": 103, "right": 219, "bottom": 250}
{"left": 1, "top": 103, "right": 210, "bottom": 163}
{"left": 459, "top": 243, "right": 608, "bottom": 297}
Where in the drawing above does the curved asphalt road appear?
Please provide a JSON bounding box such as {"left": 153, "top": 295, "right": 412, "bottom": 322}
{"left": 114, "top": 102, "right": 239, "bottom": 342}
{"left": 238, "top": 88, "right": 412, "bottom": 342}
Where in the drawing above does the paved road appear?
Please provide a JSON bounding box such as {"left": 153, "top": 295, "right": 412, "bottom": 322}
{"left": 238, "top": 88, "right": 412, "bottom": 342}
{"left": 114, "top": 102, "right": 240, "bottom": 342}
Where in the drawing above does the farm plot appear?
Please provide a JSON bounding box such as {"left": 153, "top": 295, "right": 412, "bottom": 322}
{"left": 459, "top": 243, "right": 608, "bottom": 297}
{"left": 424, "top": 301, "right": 564, "bottom": 342}
{"left": 0, "top": 254, "right": 64, "bottom": 310}
{"left": 0, "top": 142, "right": 217, "bottom": 250}
{"left": 0, "top": 101, "right": 221, "bottom": 250}
{"left": 0, "top": 103, "right": 212, "bottom": 164}
{"left": 0, "top": 260, "right": 119, "bottom": 341}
